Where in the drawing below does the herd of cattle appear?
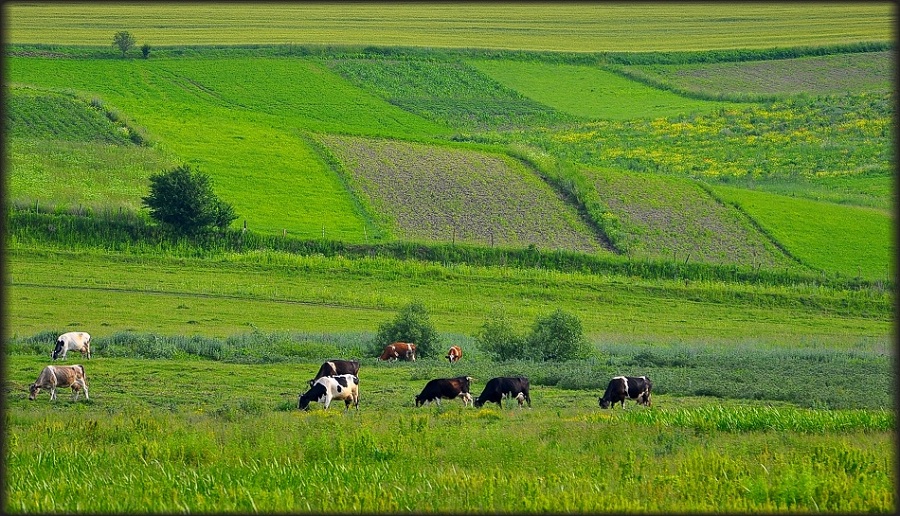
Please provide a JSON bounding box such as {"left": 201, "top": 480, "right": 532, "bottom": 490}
{"left": 26, "top": 334, "right": 654, "bottom": 411}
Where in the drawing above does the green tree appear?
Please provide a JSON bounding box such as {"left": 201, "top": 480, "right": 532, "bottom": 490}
{"left": 475, "top": 310, "right": 525, "bottom": 361}
{"left": 142, "top": 165, "right": 238, "bottom": 235}
{"left": 372, "top": 301, "right": 442, "bottom": 358}
{"left": 141, "top": 43, "right": 151, "bottom": 59}
{"left": 524, "top": 308, "right": 590, "bottom": 361}
{"left": 113, "top": 31, "right": 136, "bottom": 58}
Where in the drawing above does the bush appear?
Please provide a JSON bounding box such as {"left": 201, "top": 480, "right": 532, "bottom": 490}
{"left": 524, "top": 309, "right": 590, "bottom": 361}
{"left": 475, "top": 310, "right": 526, "bottom": 361}
{"left": 142, "top": 165, "right": 237, "bottom": 236}
{"left": 372, "top": 301, "right": 442, "bottom": 358}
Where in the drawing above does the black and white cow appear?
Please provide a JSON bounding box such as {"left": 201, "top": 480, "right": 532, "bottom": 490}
{"left": 599, "top": 375, "right": 652, "bottom": 409}
{"left": 298, "top": 374, "right": 359, "bottom": 411}
{"left": 473, "top": 376, "right": 531, "bottom": 408}
{"left": 308, "top": 359, "right": 360, "bottom": 388}
{"left": 415, "top": 376, "right": 473, "bottom": 407}
{"left": 52, "top": 331, "right": 91, "bottom": 360}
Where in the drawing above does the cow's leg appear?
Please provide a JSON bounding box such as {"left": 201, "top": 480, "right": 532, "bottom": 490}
{"left": 49, "top": 386, "right": 57, "bottom": 401}
{"left": 323, "top": 394, "right": 332, "bottom": 409}
{"left": 80, "top": 379, "right": 89, "bottom": 400}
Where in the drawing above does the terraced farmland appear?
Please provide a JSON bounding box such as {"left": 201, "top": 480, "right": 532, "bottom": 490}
{"left": 320, "top": 135, "right": 608, "bottom": 252}
{"left": 584, "top": 168, "right": 795, "bottom": 267}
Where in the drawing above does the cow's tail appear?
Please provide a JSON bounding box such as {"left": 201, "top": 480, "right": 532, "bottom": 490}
{"left": 77, "top": 364, "right": 86, "bottom": 379}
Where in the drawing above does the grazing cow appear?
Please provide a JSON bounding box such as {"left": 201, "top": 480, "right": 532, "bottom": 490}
{"left": 298, "top": 374, "right": 359, "bottom": 411}
{"left": 308, "top": 359, "right": 360, "bottom": 388}
{"left": 599, "top": 376, "right": 652, "bottom": 409}
{"left": 378, "top": 342, "right": 416, "bottom": 361}
{"left": 29, "top": 364, "right": 89, "bottom": 401}
{"left": 445, "top": 345, "right": 462, "bottom": 364}
{"left": 52, "top": 331, "right": 91, "bottom": 360}
{"left": 474, "top": 376, "right": 531, "bottom": 408}
{"left": 415, "top": 376, "right": 473, "bottom": 407}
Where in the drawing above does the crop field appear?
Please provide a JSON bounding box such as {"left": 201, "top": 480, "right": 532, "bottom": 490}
{"left": 623, "top": 50, "right": 895, "bottom": 99}
{"left": 4, "top": 3, "right": 896, "bottom": 513}
{"left": 581, "top": 168, "right": 795, "bottom": 267}
{"left": 4, "top": 3, "right": 892, "bottom": 51}
{"left": 328, "top": 58, "right": 573, "bottom": 131}
{"left": 319, "top": 135, "right": 605, "bottom": 252}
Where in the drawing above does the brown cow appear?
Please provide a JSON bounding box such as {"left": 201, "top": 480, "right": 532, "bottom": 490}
{"left": 445, "top": 345, "right": 462, "bottom": 364}
{"left": 378, "top": 342, "right": 416, "bottom": 361}
{"left": 29, "top": 364, "right": 89, "bottom": 401}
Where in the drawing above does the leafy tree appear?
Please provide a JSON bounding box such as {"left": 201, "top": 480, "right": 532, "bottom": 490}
{"left": 113, "top": 31, "right": 136, "bottom": 58}
{"left": 141, "top": 43, "right": 151, "bottom": 59}
{"left": 372, "top": 301, "right": 442, "bottom": 358}
{"left": 524, "top": 308, "right": 590, "bottom": 361}
{"left": 475, "top": 310, "right": 525, "bottom": 361}
{"left": 142, "top": 165, "right": 237, "bottom": 235}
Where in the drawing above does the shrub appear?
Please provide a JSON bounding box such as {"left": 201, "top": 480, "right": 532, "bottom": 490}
{"left": 372, "top": 301, "right": 442, "bottom": 358}
{"left": 475, "top": 310, "right": 526, "bottom": 361}
{"left": 524, "top": 309, "right": 590, "bottom": 361}
{"left": 142, "top": 165, "right": 238, "bottom": 236}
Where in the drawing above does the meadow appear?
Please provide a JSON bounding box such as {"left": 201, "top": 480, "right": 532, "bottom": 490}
{"left": 5, "top": 354, "right": 894, "bottom": 513}
{"left": 4, "top": 4, "right": 896, "bottom": 513}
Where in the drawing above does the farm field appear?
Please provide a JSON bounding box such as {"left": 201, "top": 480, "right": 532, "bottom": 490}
{"left": 4, "top": 3, "right": 893, "bottom": 50}
{"left": 4, "top": 3, "right": 896, "bottom": 514}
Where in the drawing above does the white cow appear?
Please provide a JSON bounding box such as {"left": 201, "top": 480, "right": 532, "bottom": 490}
{"left": 53, "top": 331, "right": 91, "bottom": 360}
{"left": 298, "top": 374, "right": 359, "bottom": 411}
{"left": 29, "top": 364, "right": 89, "bottom": 401}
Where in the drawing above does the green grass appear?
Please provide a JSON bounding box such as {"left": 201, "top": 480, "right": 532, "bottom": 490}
{"left": 6, "top": 248, "right": 891, "bottom": 350}
{"left": 5, "top": 3, "right": 892, "bottom": 51}
{"left": 712, "top": 185, "right": 894, "bottom": 280}
{"left": 468, "top": 59, "right": 740, "bottom": 120}
{"left": 8, "top": 57, "right": 450, "bottom": 238}
{"left": 5, "top": 354, "right": 893, "bottom": 513}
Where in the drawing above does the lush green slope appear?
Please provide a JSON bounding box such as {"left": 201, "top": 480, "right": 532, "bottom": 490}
{"left": 468, "top": 60, "right": 739, "bottom": 120}
{"left": 6, "top": 3, "right": 892, "bottom": 51}
{"left": 8, "top": 57, "right": 450, "bottom": 238}
{"left": 712, "top": 186, "right": 894, "bottom": 280}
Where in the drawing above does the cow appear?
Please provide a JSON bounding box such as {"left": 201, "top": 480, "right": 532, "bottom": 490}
{"left": 415, "top": 376, "right": 473, "bottom": 407}
{"left": 308, "top": 359, "right": 360, "bottom": 388}
{"left": 29, "top": 364, "right": 89, "bottom": 401}
{"left": 298, "top": 374, "right": 359, "bottom": 411}
{"left": 445, "top": 345, "right": 462, "bottom": 364}
{"left": 474, "top": 376, "right": 531, "bottom": 408}
{"left": 599, "top": 376, "right": 652, "bottom": 409}
{"left": 52, "top": 331, "right": 91, "bottom": 360}
{"left": 378, "top": 342, "right": 416, "bottom": 361}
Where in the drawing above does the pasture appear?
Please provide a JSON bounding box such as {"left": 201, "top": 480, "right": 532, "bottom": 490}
{"left": 5, "top": 353, "right": 893, "bottom": 513}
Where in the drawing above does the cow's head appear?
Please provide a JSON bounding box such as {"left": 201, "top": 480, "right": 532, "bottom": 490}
{"left": 51, "top": 341, "right": 63, "bottom": 360}
{"left": 599, "top": 397, "right": 612, "bottom": 409}
{"left": 298, "top": 392, "right": 314, "bottom": 411}
{"left": 414, "top": 394, "right": 425, "bottom": 407}
{"left": 473, "top": 396, "right": 485, "bottom": 408}
{"left": 28, "top": 383, "right": 40, "bottom": 400}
